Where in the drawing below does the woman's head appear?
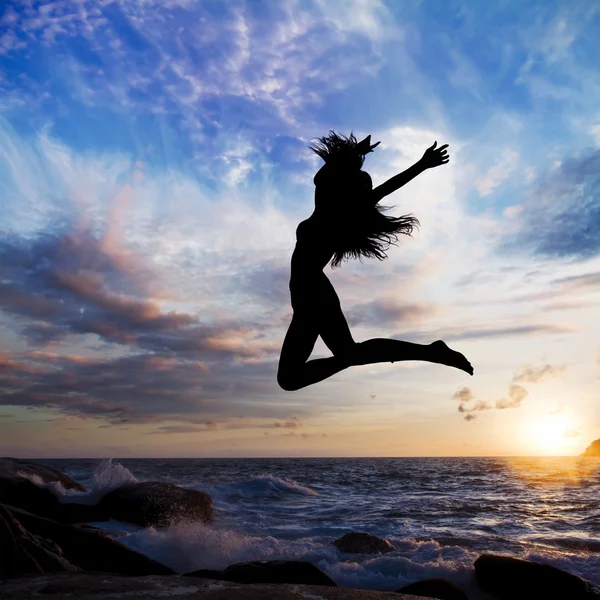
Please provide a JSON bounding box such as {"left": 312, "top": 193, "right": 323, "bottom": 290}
{"left": 309, "top": 131, "right": 379, "bottom": 172}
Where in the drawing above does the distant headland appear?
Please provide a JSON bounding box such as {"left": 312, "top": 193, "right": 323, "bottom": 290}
{"left": 582, "top": 438, "right": 600, "bottom": 456}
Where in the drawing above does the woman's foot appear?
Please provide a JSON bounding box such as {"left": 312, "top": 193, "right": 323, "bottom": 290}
{"left": 429, "top": 340, "right": 473, "bottom": 375}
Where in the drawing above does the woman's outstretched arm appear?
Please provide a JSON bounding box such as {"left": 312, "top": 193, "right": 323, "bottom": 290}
{"left": 371, "top": 141, "right": 449, "bottom": 204}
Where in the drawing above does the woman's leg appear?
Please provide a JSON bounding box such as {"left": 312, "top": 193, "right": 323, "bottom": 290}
{"left": 316, "top": 280, "right": 473, "bottom": 376}
{"left": 278, "top": 277, "right": 473, "bottom": 391}
{"left": 277, "top": 310, "right": 352, "bottom": 391}
{"left": 351, "top": 338, "right": 473, "bottom": 374}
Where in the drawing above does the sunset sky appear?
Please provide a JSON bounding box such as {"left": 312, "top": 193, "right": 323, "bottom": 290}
{"left": 1, "top": 0, "right": 599, "bottom": 458}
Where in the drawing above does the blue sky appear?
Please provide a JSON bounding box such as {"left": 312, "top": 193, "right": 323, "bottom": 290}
{"left": 1, "top": 0, "right": 599, "bottom": 457}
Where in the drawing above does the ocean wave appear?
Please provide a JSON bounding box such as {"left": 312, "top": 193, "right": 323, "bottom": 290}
{"left": 375, "top": 470, "right": 412, "bottom": 480}
{"left": 18, "top": 458, "right": 138, "bottom": 505}
{"left": 527, "top": 536, "right": 600, "bottom": 553}
{"left": 216, "top": 474, "right": 318, "bottom": 499}
{"left": 113, "top": 526, "right": 488, "bottom": 598}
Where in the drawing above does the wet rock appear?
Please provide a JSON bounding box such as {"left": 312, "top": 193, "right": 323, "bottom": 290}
{"left": 0, "top": 458, "right": 103, "bottom": 523}
{"left": 0, "top": 474, "right": 63, "bottom": 520}
{"left": 0, "top": 505, "right": 77, "bottom": 577}
{"left": 0, "top": 573, "right": 425, "bottom": 600}
{"left": 474, "top": 553, "right": 600, "bottom": 599}
{"left": 97, "top": 481, "right": 213, "bottom": 527}
{"left": 396, "top": 578, "right": 468, "bottom": 599}
{"left": 2, "top": 504, "right": 174, "bottom": 576}
{"left": 0, "top": 458, "right": 86, "bottom": 492}
{"left": 185, "top": 560, "right": 337, "bottom": 587}
{"left": 332, "top": 532, "right": 395, "bottom": 554}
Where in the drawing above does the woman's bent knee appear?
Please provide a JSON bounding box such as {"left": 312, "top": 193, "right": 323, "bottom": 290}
{"left": 333, "top": 342, "right": 359, "bottom": 367}
{"left": 277, "top": 369, "right": 300, "bottom": 392}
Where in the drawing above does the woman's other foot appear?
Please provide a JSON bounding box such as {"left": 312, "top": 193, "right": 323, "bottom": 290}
{"left": 429, "top": 340, "right": 473, "bottom": 375}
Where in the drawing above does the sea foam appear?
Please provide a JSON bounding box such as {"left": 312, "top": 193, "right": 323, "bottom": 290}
{"left": 18, "top": 458, "right": 138, "bottom": 505}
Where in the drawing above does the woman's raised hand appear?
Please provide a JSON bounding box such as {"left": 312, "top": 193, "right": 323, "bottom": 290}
{"left": 420, "top": 141, "right": 450, "bottom": 169}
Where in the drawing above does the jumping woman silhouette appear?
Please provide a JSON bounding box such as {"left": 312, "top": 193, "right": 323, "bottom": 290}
{"left": 277, "top": 131, "right": 473, "bottom": 392}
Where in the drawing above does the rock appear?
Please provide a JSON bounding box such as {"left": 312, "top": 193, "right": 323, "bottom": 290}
{"left": 97, "top": 481, "right": 213, "bottom": 527}
{"left": 185, "top": 560, "right": 337, "bottom": 587}
{"left": 0, "top": 457, "right": 105, "bottom": 523}
{"left": 58, "top": 502, "right": 112, "bottom": 524}
{"left": 582, "top": 439, "right": 600, "bottom": 457}
{"left": 474, "top": 553, "right": 600, "bottom": 599}
{"left": 396, "top": 578, "right": 468, "bottom": 599}
{"left": 0, "top": 504, "right": 78, "bottom": 577}
{"left": 332, "top": 532, "right": 395, "bottom": 554}
{"left": 0, "top": 573, "right": 428, "bottom": 600}
{"left": 2, "top": 504, "right": 174, "bottom": 576}
{"left": 0, "top": 472, "right": 64, "bottom": 520}
{"left": 0, "top": 458, "right": 86, "bottom": 492}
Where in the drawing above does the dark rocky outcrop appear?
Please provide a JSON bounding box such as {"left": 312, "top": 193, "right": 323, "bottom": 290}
{"left": 0, "top": 458, "right": 86, "bottom": 492}
{"left": 332, "top": 532, "right": 395, "bottom": 554}
{"left": 0, "top": 504, "right": 78, "bottom": 577}
{"left": 185, "top": 560, "right": 337, "bottom": 587}
{"left": 0, "top": 457, "right": 106, "bottom": 523}
{"left": 2, "top": 504, "right": 174, "bottom": 576}
{"left": 395, "top": 578, "right": 468, "bottom": 600}
{"left": 0, "top": 573, "right": 427, "bottom": 600}
{"left": 582, "top": 439, "right": 600, "bottom": 457}
{"left": 97, "top": 481, "right": 214, "bottom": 527}
{"left": 474, "top": 553, "right": 600, "bottom": 599}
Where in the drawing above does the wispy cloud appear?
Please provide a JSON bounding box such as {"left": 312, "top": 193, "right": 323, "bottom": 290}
{"left": 274, "top": 416, "right": 303, "bottom": 429}
{"left": 512, "top": 364, "right": 567, "bottom": 383}
{"left": 453, "top": 361, "right": 565, "bottom": 421}
{"left": 506, "top": 149, "right": 600, "bottom": 259}
{"left": 495, "top": 384, "right": 528, "bottom": 410}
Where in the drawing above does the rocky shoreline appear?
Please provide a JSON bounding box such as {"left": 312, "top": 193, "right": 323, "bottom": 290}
{"left": 2, "top": 457, "right": 599, "bottom": 599}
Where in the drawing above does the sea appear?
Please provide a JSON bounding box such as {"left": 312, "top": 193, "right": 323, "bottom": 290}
{"left": 30, "top": 456, "right": 600, "bottom": 598}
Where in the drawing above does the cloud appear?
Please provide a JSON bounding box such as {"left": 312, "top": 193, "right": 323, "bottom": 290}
{"left": 0, "top": 0, "right": 395, "bottom": 140}
{"left": 459, "top": 400, "right": 492, "bottom": 413}
{"left": 346, "top": 299, "right": 435, "bottom": 328}
{"left": 452, "top": 387, "right": 491, "bottom": 419}
{"left": 474, "top": 149, "right": 519, "bottom": 197}
{"left": 0, "top": 351, "right": 287, "bottom": 425}
{"left": 564, "top": 428, "right": 581, "bottom": 438}
{"left": 453, "top": 376, "right": 535, "bottom": 418}
{"left": 441, "top": 324, "right": 575, "bottom": 341}
{"left": 512, "top": 364, "right": 567, "bottom": 383}
{"left": 553, "top": 271, "right": 600, "bottom": 289}
{"left": 452, "top": 387, "right": 474, "bottom": 403}
{"left": 274, "top": 416, "right": 303, "bottom": 429}
{"left": 495, "top": 384, "right": 528, "bottom": 409}
{"left": 464, "top": 414, "right": 477, "bottom": 422}
{"left": 0, "top": 226, "right": 278, "bottom": 360}
{"left": 507, "top": 149, "right": 600, "bottom": 259}
{"left": 147, "top": 425, "right": 216, "bottom": 435}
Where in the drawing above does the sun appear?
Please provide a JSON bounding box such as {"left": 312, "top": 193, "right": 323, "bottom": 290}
{"left": 527, "top": 413, "right": 574, "bottom": 454}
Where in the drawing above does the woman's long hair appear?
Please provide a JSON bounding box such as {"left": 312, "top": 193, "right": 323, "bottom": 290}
{"left": 309, "top": 131, "right": 420, "bottom": 268}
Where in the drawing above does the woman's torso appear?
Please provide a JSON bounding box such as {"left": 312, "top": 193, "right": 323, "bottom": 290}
{"left": 291, "top": 213, "right": 334, "bottom": 277}
{"left": 288, "top": 168, "right": 371, "bottom": 302}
